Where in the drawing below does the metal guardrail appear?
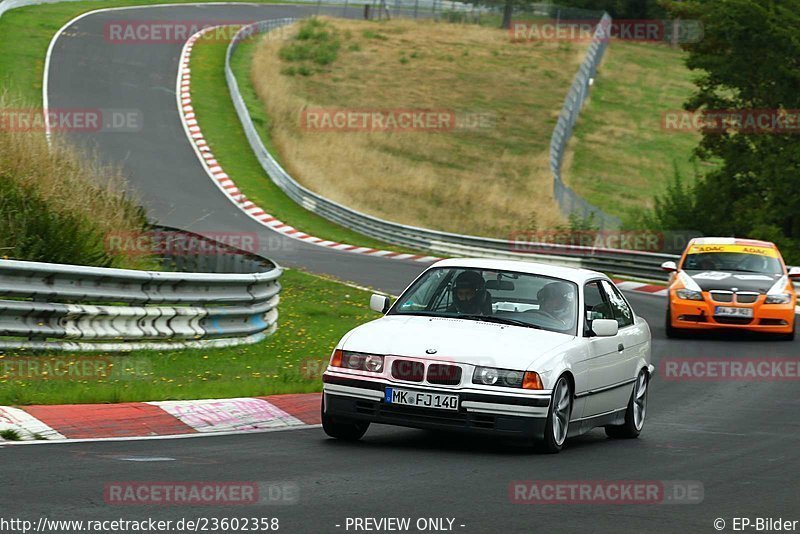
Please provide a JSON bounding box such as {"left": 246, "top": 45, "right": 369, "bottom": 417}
{"left": 549, "top": 13, "right": 621, "bottom": 229}
{"left": 226, "top": 19, "right": 680, "bottom": 280}
{"left": 0, "top": 227, "right": 283, "bottom": 351}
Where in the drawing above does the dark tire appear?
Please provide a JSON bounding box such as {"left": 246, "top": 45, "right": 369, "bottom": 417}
{"left": 534, "top": 376, "right": 572, "bottom": 454}
{"left": 605, "top": 369, "right": 648, "bottom": 439}
{"left": 665, "top": 305, "right": 682, "bottom": 338}
{"left": 777, "top": 327, "right": 795, "bottom": 342}
{"left": 321, "top": 397, "right": 369, "bottom": 441}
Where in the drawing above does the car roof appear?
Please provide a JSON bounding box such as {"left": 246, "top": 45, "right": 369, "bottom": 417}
{"left": 688, "top": 237, "right": 777, "bottom": 248}
{"left": 428, "top": 258, "right": 607, "bottom": 284}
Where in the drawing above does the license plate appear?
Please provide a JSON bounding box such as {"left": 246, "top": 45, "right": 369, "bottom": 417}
{"left": 715, "top": 306, "right": 753, "bottom": 318}
{"left": 384, "top": 388, "right": 459, "bottom": 411}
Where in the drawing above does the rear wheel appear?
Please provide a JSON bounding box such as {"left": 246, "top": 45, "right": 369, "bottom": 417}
{"left": 321, "top": 397, "right": 369, "bottom": 441}
{"left": 535, "top": 376, "right": 572, "bottom": 454}
{"left": 606, "top": 369, "right": 648, "bottom": 439}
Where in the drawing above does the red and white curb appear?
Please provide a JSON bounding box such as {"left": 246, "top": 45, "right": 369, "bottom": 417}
{"left": 176, "top": 28, "right": 440, "bottom": 264}
{"left": 0, "top": 393, "right": 320, "bottom": 443}
{"left": 612, "top": 279, "right": 668, "bottom": 297}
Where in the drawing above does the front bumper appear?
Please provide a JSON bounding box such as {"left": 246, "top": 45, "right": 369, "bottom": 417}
{"left": 669, "top": 292, "right": 796, "bottom": 334}
{"left": 322, "top": 373, "right": 550, "bottom": 440}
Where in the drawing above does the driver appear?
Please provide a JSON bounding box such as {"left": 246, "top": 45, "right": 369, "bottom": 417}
{"left": 537, "top": 282, "right": 575, "bottom": 325}
{"left": 448, "top": 270, "right": 491, "bottom": 315}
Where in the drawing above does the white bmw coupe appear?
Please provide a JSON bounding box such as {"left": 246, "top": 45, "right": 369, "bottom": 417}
{"left": 322, "top": 259, "right": 653, "bottom": 453}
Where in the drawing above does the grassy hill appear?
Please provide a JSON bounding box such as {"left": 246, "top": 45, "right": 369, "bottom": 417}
{"left": 249, "top": 17, "right": 589, "bottom": 237}
{"left": 562, "top": 39, "right": 700, "bottom": 225}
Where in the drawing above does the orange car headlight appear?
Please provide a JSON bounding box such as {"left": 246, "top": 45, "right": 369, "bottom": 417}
{"left": 676, "top": 289, "right": 703, "bottom": 301}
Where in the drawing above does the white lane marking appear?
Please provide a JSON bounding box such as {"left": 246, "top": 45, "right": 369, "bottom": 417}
{"left": 0, "top": 424, "right": 322, "bottom": 446}
{"left": 0, "top": 407, "right": 66, "bottom": 441}
{"left": 116, "top": 456, "right": 176, "bottom": 462}
{"left": 149, "top": 397, "right": 305, "bottom": 432}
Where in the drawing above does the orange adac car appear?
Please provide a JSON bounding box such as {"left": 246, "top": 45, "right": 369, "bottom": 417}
{"left": 662, "top": 237, "right": 800, "bottom": 340}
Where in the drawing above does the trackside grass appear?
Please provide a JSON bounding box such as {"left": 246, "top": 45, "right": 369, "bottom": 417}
{"left": 561, "top": 39, "right": 699, "bottom": 225}
{"left": 249, "top": 17, "right": 580, "bottom": 238}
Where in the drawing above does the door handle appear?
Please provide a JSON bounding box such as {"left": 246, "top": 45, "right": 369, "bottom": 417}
{"left": 617, "top": 343, "right": 624, "bottom": 352}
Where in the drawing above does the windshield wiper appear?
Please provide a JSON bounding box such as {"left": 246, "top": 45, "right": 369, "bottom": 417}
{"left": 456, "top": 314, "right": 543, "bottom": 329}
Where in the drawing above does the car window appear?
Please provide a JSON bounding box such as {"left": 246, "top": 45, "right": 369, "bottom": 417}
{"left": 390, "top": 267, "right": 579, "bottom": 335}
{"left": 584, "top": 281, "right": 613, "bottom": 318}
{"left": 682, "top": 252, "right": 782, "bottom": 275}
{"left": 600, "top": 280, "right": 634, "bottom": 328}
{"left": 583, "top": 281, "right": 615, "bottom": 336}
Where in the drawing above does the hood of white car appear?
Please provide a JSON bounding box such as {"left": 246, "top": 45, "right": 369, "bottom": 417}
{"left": 341, "top": 315, "right": 574, "bottom": 370}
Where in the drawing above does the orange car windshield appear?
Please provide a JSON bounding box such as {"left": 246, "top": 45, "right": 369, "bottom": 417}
{"left": 682, "top": 252, "right": 782, "bottom": 275}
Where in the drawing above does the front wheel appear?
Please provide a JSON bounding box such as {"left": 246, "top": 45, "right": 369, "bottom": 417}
{"left": 777, "top": 322, "right": 795, "bottom": 341}
{"left": 665, "top": 305, "right": 682, "bottom": 338}
{"left": 535, "top": 376, "right": 572, "bottom": 454}
{"left": 321, "top": 397, "right": 369, "bottom": 441}
{"left": 606, "top": 369, "right": 648, "bottom": 439}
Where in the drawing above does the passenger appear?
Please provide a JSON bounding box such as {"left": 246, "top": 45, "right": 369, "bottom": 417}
{"left": 537, "top": 282, "right": 576, "bottom": 325}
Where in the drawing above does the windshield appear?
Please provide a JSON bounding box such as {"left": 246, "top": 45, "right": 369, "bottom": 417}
{"left": 389, "top": 267, "right": 578, "bottom": 335}
{"left": 682, "top": 252, "right": 783, "bottom": 275}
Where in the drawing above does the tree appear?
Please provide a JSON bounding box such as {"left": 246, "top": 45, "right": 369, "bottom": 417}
{"left": 655, "top": 0, "right": 800, "bottom": 261}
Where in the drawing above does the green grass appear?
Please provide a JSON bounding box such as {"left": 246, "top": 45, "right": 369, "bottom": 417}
{"left": 563, "top": 40, "right": 701, "bottom": 226}
{"left": 193, "top": 27, "right": 414, "bottom": 252}
{"left": 0, "top": 269, "right": 379, "bottom": 405}
{"left": 0, "top": 428, "right": 22, "bottom": 440}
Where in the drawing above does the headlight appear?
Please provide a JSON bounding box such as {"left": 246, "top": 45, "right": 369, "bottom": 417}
{"left": 676, "top": 289, "right": 703, "bottom": 301}
{"left": 765, "top": 293, "right": 792, "bottom": 304}
{"left": 472, "top": 367, "right": 542, "bottom": 389}
{"left": 364, "top": 355, "right": 384, "bottom": 372}
{"left": 331, "top": 350, "right": 384, "bottom": 373}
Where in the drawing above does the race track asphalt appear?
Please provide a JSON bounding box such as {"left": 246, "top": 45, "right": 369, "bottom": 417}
{"left": 4, "top": 5, "right": 796, "bottom": 533}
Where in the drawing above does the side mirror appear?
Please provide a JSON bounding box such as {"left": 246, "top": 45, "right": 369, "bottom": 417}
{"left": 369, "top": 294, "right": 391, "bottom": 313}
{"left": 661, "top": 260, "right": 678, "bottom": 272}
{"left": 592, "top": 318, "right": 619, "bottom": 337}
{"left": 788, "top": 267, "right": 800, "bottom": 280}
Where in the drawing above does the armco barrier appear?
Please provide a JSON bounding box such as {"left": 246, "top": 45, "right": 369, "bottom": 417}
{"left": 225, "top": 19, "right": 678, "bottom": 280}
{"left": 549, "top": 13, "right": 621, "bottom": 229}
{"left": 0, "top": 227, "right": 282, "bottom": 351}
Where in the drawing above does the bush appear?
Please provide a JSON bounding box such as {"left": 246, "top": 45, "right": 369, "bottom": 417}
{"left": 0, "top": 94, "right": 151, "bottom": 268}
{"left": 279, "top": 18, "right": 341, "bottom": 67}
{"left": 0, "top": 177, "right": 112, "bottom": 265}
